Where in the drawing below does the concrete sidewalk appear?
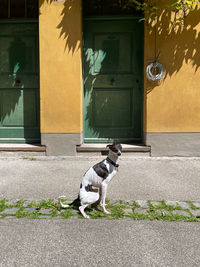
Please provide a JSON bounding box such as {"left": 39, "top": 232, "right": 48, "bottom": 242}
{"left": 0, "top": 156, "right": 200, "bottom": 202}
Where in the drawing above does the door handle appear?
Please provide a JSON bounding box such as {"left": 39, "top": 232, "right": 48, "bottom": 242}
{"left": 110, "top": 78, "right": 115, "bottom": 85}
{"left": 15, "top": 79, "right": 21, "bottom": 84}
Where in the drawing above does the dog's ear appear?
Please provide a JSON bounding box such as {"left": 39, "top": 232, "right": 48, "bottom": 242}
{"left": 106, "top": 144, "right": 112, "bottom": 149}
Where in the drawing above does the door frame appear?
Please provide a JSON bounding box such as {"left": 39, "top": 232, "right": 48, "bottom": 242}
{"left": 82, "top": 15, "right": 144, "bottom": 144}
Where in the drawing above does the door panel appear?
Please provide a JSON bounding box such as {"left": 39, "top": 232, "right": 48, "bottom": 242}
{"left": 2, "top": 90, "right": 23, "bottom": 126}
{"left": 93, "top": 88, "right": 132, "bottom": 128}
{"left": 94, "top": 33, "right": 132, "bottom": 74}
{"left": 83, "top": 18, "right": 144, "bottom": 143}
{"left": 0, "top": 21, "right": 40, "bottom": 143}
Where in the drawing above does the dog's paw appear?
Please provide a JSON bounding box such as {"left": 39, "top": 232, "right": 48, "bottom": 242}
{"left": 84, "top": 215, "right": 90, "bottom": 219}
{"left": 104, "top": 210, "right": 111, "bottom": 214}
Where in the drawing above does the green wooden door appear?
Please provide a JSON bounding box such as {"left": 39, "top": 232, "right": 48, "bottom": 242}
{"left": 0, "top": 20, "right": 40, "bottom": 143}
{"left": 83, "top": 18, "right": 144, "bottom": 143}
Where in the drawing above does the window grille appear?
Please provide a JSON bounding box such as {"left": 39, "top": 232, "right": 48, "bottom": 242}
{"left": 83, "top": 0, "right": 142, "bottom": 16}
{"left": 0, "top": 0, "right": 38, "bottom": 18}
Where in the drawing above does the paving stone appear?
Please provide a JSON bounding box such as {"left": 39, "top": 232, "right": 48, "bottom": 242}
{"left": 193, "top": 202, "right": 200, "bottom": 209}
{"left": 22, "top": 200, "right": 33, "bottom": 207}
{"left": 177, "top": 202, "right": 190, "bottom": 209}
{"left": 172, "top": 210, "right": 191, "bottom": 217}
{"left": 123, "top": 208, "right": 133, "bottom": 215}
{"left": 39, "top": 216, "right": 51, "bottom": 219}
{"left": 150, "top": 201, "right": 161, "bottom": 207}
{"left": 109, "top": 200, "right": 119, "bottom": 205}
{"left": 32, "top": 200, "right": 42, "bottom": 205}
{"left": 166, "top": 201, "right": 178, "bottom": 207}
{"left": 6, "top": 200, "right": 19, "bottom": 206}
{"left": 191, "top": 209, "right": 200, "bottom": 218}
{"left": 134, "top": 208, "right": 149, "bottom": 215}
{"left": 119, "top": 200, "right": 130, "bottom": 205}
{"left": 155, "top": 209, "right": 171, "bottom": 216}
{"left": 0, "top": 208, "right": 20, "bottom": 215}
{"left": 126, "top": 201, "right": 135, "bottom": 205}
{"left": 38, "top": 209, "right": 52, "bottom": 215}
{"left": 24, "top": 207, "right": 38, "bottom": 213}
{"left": 72, "top": 210, "right": 79, "bottom": 215}
{"left": 135, "top": 200, "right": 149, "bottom": 208}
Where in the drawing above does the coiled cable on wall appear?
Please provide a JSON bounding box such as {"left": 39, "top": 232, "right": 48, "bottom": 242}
{"left": 146, "top": 61, "right": 166, "bottom": 83}
{"left": 146, "top": 14, "right": 166, "bottom": 83}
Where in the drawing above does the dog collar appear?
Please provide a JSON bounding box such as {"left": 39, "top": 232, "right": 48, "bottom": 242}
{"left": 106, "top": 157, "right": 119, "bottom": 168}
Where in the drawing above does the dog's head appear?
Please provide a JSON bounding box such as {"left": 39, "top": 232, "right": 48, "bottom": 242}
{"left": 106, "top": 143, "right": 122, "bottom": 156}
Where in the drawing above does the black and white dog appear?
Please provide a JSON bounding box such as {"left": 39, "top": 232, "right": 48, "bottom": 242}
{"left": 59, "top": 143, "right": 122, "bottom": 219}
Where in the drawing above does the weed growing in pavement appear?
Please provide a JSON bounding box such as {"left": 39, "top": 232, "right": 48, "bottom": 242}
{"left": 186, "top": 201, "right": 200, "bottom": 210}
{"left": 0, "top": 199, "right": 7, "bottom": 212}
{"left": 60, "top": 208, "right": 75, "bottom": 219}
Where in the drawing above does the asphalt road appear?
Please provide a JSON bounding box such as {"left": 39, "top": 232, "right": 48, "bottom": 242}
{"left": 0, "top": 218, "right": 200, "bottom": 267}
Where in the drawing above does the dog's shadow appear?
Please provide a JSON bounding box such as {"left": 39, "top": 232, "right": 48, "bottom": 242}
{"left": 66, "top": 198, "right": 101, "bottom": 213}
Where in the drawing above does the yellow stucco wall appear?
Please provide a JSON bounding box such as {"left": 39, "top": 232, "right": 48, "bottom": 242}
{"left": 145, "top": 5, "right": 200, "bottom": 132}
{"left": 39, "top": 0, "right": 83, "bottom": 133}
{"left": 39, "top": 0, "right": 200, "bottom": 135}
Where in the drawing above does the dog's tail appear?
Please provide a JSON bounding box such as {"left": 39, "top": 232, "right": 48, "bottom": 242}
{"left": 58, "top": 196, "right": 70, "bottom": 208}
{"left": 58, "top": 195, "right": 80, "bottom": 209}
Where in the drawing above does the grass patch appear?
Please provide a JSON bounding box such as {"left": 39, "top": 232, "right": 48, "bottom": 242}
{"left": 0, "top": 199, "right": 7, "bottom": 212}
{"left": 1, "top": 198, "right": 200, "bottom": 222}
{"left": 60, "top": 208, "right": 75, "bottom": 219}
{"left": 15, "top": 208, "right": 28, "bottom": 218}
{"left": 130, "top": 212, "right": 150, "bottom": 221}
{"left": 16, "top": 199, "right": 26, "bottom": 207}
{"left": 34, "top": 199, "right": 56, "bottom": 209}
{"left": 108, "top": 204, "right": 125, "bottom": 219}
{"left": 87, "top": 209, "right": 107, "bottom": 219}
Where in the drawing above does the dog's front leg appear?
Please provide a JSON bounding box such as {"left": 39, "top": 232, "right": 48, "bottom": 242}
{"left": 100, "top": 183, "right": 110, "bottom": 214}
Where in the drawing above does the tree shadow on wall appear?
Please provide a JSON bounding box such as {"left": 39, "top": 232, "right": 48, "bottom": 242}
{"left": 0, "top": 37, "right": 26, "bottom": 124}
{"left": 39, "top": 0, "right": 81, "bottom": 53}
{"left": 39, "top": 1, "right": 200, "bottom": 75}
{"left": 146, "top": 7, "right": 200, "bottom": 94}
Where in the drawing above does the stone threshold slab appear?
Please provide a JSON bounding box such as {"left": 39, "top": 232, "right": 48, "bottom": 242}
{"left": 0, "top": 144, "right": 46, "bottom": 152}
{"left": 77, "top": 143, "right": 151, "bottom": 153}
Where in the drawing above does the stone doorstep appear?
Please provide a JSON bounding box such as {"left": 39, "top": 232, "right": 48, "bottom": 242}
{"left": 0, "top": 144, "right": 46, "bottom": 152}
{"left": 0, "top": 143, "right": 150, "bottom": 155}
{"left": 76, "top": 143, "right": 151, "bottom": 155}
